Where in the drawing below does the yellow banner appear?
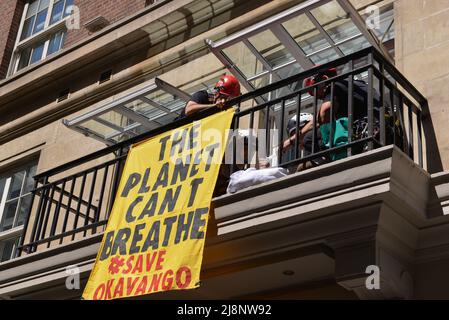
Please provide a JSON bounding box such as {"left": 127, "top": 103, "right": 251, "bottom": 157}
{"left": 82, "top": 109, "right": 235, "bottom": 300}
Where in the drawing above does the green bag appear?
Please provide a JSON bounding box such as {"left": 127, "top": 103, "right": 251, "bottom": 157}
{"left": 320, "top": 117, "right": 349, "bottom": 161}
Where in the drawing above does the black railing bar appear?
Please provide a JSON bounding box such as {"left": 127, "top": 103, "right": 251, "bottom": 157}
{"left": 72, "top": 173, "right": 87, "bottom": 241}
{"left": 19, "top": 220, "right": 108, "bottom": 249}
{"left": 40, "top": 185, "right": 56, "bottom": 241}
{"left": 35, "top": 154, "right": 125, "bottom": 186}
{"left": 407, "top": 101, "right": 415, "bottom": 160}
{"left": 60, "top": 176, "right": 76, "bottom": 244}
{"left": 48, "top": 200, "right": 95, "bottom": 221}
{"left": 417, "top": 111, "right": 424, "bottom": 167}
{"left": 312, "top": 88, "right": 318, "bottom": 154}
{"left": 278, "top": 99, "right": 286, "bottom": 164}
{"left": 367, "top": 57, "right": 374, "bottom": 151}
{"left": 93, "top": 164, "right": 110, "bottom": 234}
{"left": 34, "top": 185, "right": 50, "bottom": 245}
{"left": 17, "top": 179, "right": 39, "bottom": 257}
{"left": 329, "top": 82, "right": 335, "bottom": 149}
{"left": 347, "top": 60, "right": 354, "bottom": 157}
{"left": 372, "top": 49, "right": 427, "bottom": 107}
{"left": 294, "top": 93, "right": 301, "bottom": 160}
{"left": 84, "top": 169, "right": 98, "bottom": 237}
{"left": 34, "top": 182, "right": 100, "bottom": 213}
{"left": 231, "top": 46, "right": 377, "bottom": 106}
{"left": 29, "top": 177, "right": 48, "bottom": 252}
{"left": 48, "top": 179, "right": 67, "bottom": 243}
{"left": 236, "top": 64, "right": 373, "bottom": 118}
{"left": 279, "top": 137, "right": 376, "bottom": 168}
{"left": 379, "top": 63, "right": 386, "bottom": 146}
{"left": 373, "top": 68, "right": 422, "bottom": 114}
{"left": 108, "top": 149, "right": 124, "bottom": 215}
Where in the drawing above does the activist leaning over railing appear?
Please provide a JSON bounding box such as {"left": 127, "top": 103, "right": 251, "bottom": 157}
{"left": 283, "top": 67, "right": 382, "bottom": 171}
{"left": 181, "top": 74, "right": 241, "bottom": 117}
{"left": 179, "top": 75, "right": 242, "bottom": 197}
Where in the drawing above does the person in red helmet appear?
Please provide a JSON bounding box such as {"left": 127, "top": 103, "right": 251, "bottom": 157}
{"left": 181, "top": 74, "right": 241, "bottom": 117}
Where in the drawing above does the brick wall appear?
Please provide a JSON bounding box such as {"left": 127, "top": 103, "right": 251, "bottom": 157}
{"left": 0, "top": 0, "right": 25, "bottom": 79}
{"left": 64, "top": 0, "right": 149, "bottom": 48}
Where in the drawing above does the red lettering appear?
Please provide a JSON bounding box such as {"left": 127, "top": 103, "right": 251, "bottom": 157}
{"left": 122, "top": 256, "right": 134, "bottom": 274}
{"left": 135, "top": 276, "right": 147, "bottom": 296}
{"left": 113, "top": 278, "right": 124, "bottom": 299}
{"left": 161, "top": 269, "right": 174, "bottom": 290}
{"left": 148, "top": 273, "right": 163, "bottom": 293}
{"left": 126, "top": 277, "right": 140, "bottom": 296}
{"left": 175, "top": 267, "right": 192, "bottom": 289}
{"left": 132, "top": 255, "right": 143, "bottom": 274}
{"left": 155, "top": 250, "right": 166, "bottom": 271}
{"left": 145, "top": 251, "right": 158, "bottom": 272}
{"left": 93, "top": 283, "right": 105, "bottom": 300}
{"left": 104, "top": 279, "right": 115, "bottom": 300}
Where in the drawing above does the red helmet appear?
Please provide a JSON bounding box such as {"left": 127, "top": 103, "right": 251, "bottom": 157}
{"left": 303, "top": 67, "right": 337, "bottom": 98}
{"left": 214, "top": 75, "right": 241, "bottom": 98}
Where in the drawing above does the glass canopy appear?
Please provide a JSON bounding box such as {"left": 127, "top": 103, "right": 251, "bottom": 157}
{"left": 63, "top": 78, "right": 198, "bottom": 145}
{"left": 206, "top": 0, "right": 391, "bottom": 101}
{"left": 64, "top": 0, "right": 394, "bottom": 145}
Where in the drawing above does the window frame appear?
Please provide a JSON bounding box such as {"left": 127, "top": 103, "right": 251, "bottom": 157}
{"left": 8, "top": 0, "right": 72, "bottom": 76}
{"left": 0, "top": 161, "right": 38, "bottom": 262}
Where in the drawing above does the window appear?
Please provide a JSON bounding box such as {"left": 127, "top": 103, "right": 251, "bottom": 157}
{"left": 9, "top": 0, "right": 74, "bottom": 75}
{"left": 0, "top": 162, "right": 37, "bottom": 262}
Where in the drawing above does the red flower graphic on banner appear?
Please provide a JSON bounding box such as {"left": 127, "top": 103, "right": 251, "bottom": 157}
{"left": 108, "top": 256, "right": 125, "bottom": 275}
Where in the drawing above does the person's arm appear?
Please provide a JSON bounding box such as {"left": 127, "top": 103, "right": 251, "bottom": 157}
{"left": 184, "top": 96, "right": 227, "bottom": 116}
{"left": 282, "top": 118, "right": 316, "bottom": 151}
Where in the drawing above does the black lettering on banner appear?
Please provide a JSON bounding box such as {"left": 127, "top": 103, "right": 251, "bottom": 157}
{"left": 189, "top": 149, "right": 203, "bottom": 178}
{"left": 162, "top": 216, "right": 177, "bottom": 247}
{"left": 190, "top": 207, "right": 209, "bottom": 239}
{"left": 171, "top": 158, "right": 190, "bottom": 185}
{"left": 158, "top": 186, "right": 182, "bottom": 215}
{"left": 139, "top": 193, "right": 158, "bottom": 219}
{"left": 170, "top": 128, "right": 188, "bottom": 157}
{"left": 99, "top": 231, "right": 115, "bottom": 261}
{"left": 205, "top": 143, "right": 220, "bottom": 172}
{"left": 142, "top": 221, "right": 160, "bottom": 251}
{"left": 175, "top": 212, "right": 194, "bottom": 244}
{"left": 187, "top": 122, "right": 200, "bottom": 151}
{"left": 188, "top": 178, "right": 204, "bottom": 207}
{"left": 152, "top": 163, "right": 169, "bottom": 191}
{"left": 158, "top": 135, "right": 171, "bottom": 161}
{"left": 138, "top": 168, "right": 151, "bottom": 193}
{"left": 111, "top": 228, "right": 131, "bottom": 256}
{"left": 125, "top": 196, "right": 143, "bottom": 223}
{"left": 121, "top": 172, "right": 141, "bottom": 197}
{"left": 129, "top": 223, "right": 146, "bottom": 254}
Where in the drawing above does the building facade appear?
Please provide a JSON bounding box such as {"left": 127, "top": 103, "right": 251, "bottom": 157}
{"left": 0, "top": 0, "right": 448, "bottom": 299}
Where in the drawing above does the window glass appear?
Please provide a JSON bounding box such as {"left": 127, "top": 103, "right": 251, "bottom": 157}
{"left": 26, "top": 0, "right": 39, "bottom": 19}
{"left": 20, "top": 16, "right": 36, "bottom": 41}
{"left": 64, "top": 0, "right": 74, "bottom": 17}
{"left": 7, "top": 171, "right": 25, "bottom": 200}
{"left": 0, "top": 200, "right": 19, "bottom": 232}
{"left": 17, "top": 47, "right": 32, "bottom": 71}
{"left": 0, "top": 237, "right": 19, "bottom": 262}
{"left": 47, "top": 31, "right": 63, "bottom": 55}
{"left": 32, "top": 9, "right": 48, "bottom": 34}
{"left": 50, "top": 0, "right": 64, "bottom": 24}
{"left": 15, "top": 194, "right": 32, "bottom": 228}
{"left": 30, "top": 42, "right": 45, "bottom": 65}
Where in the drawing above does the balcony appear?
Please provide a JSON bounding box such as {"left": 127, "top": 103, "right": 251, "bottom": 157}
{"left": 1, "top": 47, "right": 448, "bottom": 300}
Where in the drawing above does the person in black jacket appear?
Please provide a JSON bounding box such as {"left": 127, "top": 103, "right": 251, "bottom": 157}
{"left": 180, "top": 74, "right": 241, "bottom": 117}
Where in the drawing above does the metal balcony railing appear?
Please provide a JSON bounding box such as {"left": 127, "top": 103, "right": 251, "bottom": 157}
{"left": 16, "top": 47, "right": 430, "bottom": 257}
